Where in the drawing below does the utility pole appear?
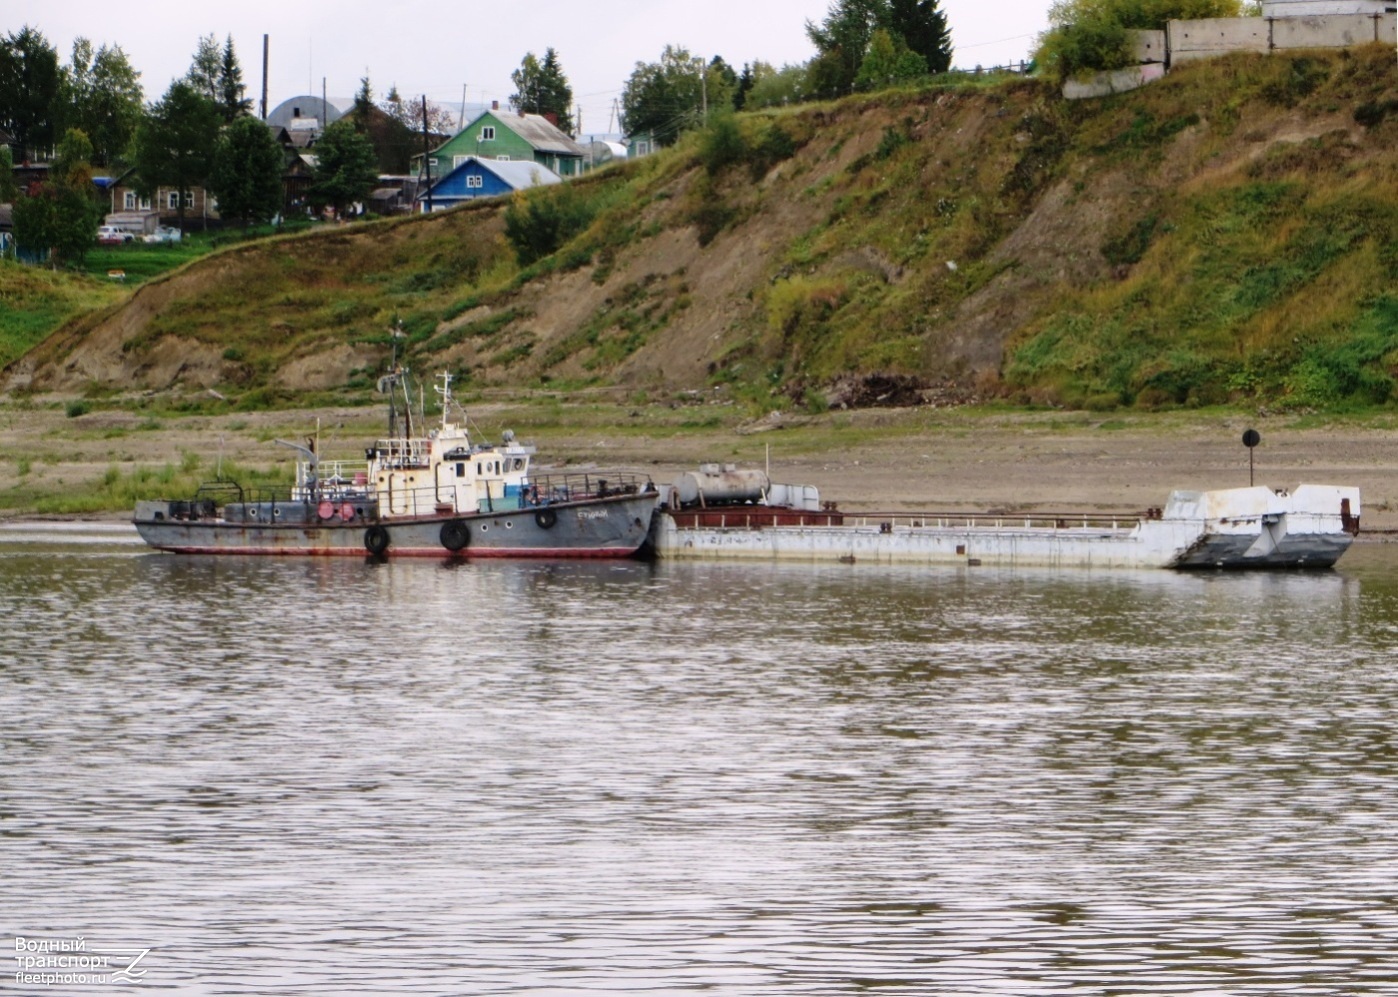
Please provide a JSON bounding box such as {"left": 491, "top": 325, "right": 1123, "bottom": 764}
{"left": 260, "top": 34, "right": 269, "bottom": 120}
{"left": 421, "top": 95, "right": 433, "bottom": 214}
{"left": 699, "top": 57, "right": 708, "bottom": 124}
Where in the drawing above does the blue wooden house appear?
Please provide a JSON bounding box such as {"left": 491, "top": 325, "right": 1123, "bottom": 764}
{"left": 417, "top": 156, "right": 562, "bottom": 212}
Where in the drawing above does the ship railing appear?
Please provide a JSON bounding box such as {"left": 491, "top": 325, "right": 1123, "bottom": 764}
{"left": 295, "top": 459, "right": 372, "bottom": 496}
{"left": 158, "top": 480, "right": 247, "bottom": 521}
{"left": 835, "top": 511, "right": 1144, "bottom": 532}
{"left": 523, "top": 472, "right": 656, "bottom": 507}
{"left": 371, "top": 438, "right": 432, "bottom": 468}
{"left": 370, "top": 472, "right": 657, "bottom": 518}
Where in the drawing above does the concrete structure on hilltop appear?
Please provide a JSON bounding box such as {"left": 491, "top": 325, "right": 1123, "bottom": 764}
{"left": 1261, "top": 1, "right": 1396, "bottom": 14}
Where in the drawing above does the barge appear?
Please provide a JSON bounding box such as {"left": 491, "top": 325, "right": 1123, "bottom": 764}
{"left": 649, "top": 464, "right": 1361, "bottom": 570}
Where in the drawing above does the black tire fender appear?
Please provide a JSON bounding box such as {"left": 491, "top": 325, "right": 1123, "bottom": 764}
{"left": 364, "top": 525, "right": 390, "bottom": 556}
{"left": 535, "top": 508, "right": 558, "bottom": 530}
{"left": 440, "top": 519, "right": 470, "bottom": 552}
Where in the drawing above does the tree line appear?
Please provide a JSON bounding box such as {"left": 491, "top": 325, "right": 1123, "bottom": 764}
{"left": 620, "top": 0, "right": 955, "bottom": 148}
{"left": 2, "top": 0, "right": 959, "bottom": 264}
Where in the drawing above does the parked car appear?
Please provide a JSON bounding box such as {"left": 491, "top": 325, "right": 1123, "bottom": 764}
{"left": 143, "top": 226, "right": 182, "bottom": 244}
{"left": 96, "top": 225, "right": 135, "bottom": 245}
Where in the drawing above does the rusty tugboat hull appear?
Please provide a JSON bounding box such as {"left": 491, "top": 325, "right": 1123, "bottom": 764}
{"left": 134, "top": 485, "right": 657, "bottom": 558}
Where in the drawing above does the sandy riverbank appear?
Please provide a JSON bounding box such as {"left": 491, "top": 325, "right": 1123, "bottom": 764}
{"left": 3, "top": 401, "right": 1395, "bottom": 532}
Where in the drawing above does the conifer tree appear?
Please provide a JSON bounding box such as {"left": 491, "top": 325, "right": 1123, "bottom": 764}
{"left": 510, "top": 48, "right": 574, "bottom": 134}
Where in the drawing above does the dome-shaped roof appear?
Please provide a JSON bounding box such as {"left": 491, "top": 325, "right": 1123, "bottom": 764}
{"left": 266, "top": 95, "right": 351, "bottom": 130}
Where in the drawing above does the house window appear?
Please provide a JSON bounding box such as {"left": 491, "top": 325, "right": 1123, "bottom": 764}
{"left": 124, "top": 192, "right": 136, "bottom": 209}
{"left": 167, "top": 192, "right": 180, "bottom": 209}
{"left": 496, "top": 155, "right": 510, "bottom": 161}
{"left": 184, "top": 191, "right": 194, "bottom": 208}
{"left": 480, "top": 126, "right": 495, "bottom": 141}
{"left": 429, "top": 157, "right": 439, "bottom": 168}
{"left": 139, "top": 196, "right": 151, "bottom": 210}
{"left": 637, "top": 141, "right": 651, "bottom": 156}
{"left": 453, "top": 155, "right": 469, "bottom": 169}
{"left": 465, "top": 175, "right": 483, "bottom": 189}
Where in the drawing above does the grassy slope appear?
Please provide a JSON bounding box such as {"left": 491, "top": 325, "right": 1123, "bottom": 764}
{"left": 0, "top": 260, "right": 127, "bottom": 370}
{"left": 5, "top": 47, "right": 1397, "bottom": 414}
{"left": 1004, "top": 48, "right": 1398, "bottom": 411}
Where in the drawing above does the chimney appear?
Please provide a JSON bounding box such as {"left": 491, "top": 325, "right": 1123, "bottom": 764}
{"left": 491, "top": 100, "right": 499, "bottom": 110}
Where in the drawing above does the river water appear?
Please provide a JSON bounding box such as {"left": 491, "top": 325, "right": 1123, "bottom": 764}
{"left": 3, "top": 524, "right": 1398, "bottom": 995}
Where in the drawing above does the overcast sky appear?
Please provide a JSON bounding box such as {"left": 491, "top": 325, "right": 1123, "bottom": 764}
{"left": 11, "top": 0, "right": 1051, "bottom": 136}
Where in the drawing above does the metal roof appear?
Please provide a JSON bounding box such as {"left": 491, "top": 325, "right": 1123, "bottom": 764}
{"left": 476, "top": 111, "right": 585, "bottom": 157}
{"left": 479, "top": 158, "right": 563, "bottom": 188}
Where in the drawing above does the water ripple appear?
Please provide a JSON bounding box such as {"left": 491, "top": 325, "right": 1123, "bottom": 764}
{"left": 3, "top": 543, "right": 1398, "bottom": 993}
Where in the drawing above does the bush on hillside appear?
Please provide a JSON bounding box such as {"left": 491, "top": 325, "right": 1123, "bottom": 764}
{"left": 503, "top": 185, "right": 597, "bottom": 267}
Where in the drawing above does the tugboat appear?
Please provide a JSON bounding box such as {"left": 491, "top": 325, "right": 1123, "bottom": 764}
{"left": 134, "top": 369, "right": 659, "bottom": 558}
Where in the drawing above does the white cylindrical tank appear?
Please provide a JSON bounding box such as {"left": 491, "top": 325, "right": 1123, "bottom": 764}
{"left": 672, "top": 464, "right": 771, "bottom": 507}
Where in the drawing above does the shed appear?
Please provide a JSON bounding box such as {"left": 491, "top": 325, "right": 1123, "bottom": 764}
{"left": 417, "top": 156, "right": 561, "bottom": 212}
{"left": 585, "top": 140, "right": 628, "bottom": 169}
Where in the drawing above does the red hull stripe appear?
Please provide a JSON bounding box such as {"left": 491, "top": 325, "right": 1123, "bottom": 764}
{"left": 149, "top": 546, "right": 642, "bottom": 558}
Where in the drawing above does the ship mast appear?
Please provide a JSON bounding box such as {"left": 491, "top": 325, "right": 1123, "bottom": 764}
{"left": 436, "top": 372, "right": 455, "bottom": 431}
{"left": 380, "top": 320, "right": 413, "bottom": 441}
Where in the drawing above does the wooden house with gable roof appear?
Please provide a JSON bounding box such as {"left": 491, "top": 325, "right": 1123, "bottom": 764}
{"left": 415, "top": 106, "right": 586, "bottom": 180}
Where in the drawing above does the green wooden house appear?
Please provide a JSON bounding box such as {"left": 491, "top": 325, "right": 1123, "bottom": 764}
{"left": 416, "top": 109, "right": 586, "bottom": 179}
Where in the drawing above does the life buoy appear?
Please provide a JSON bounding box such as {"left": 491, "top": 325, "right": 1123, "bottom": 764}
{"left": 318, "top": 500, "right": 335, "bottom": 520}
{"left": 535, "top": 508, "right": 558, "bottom": 530}
{"left": 340, "top": 502, "right": 355, "bottom": 521}
{"left": 440, "top": 520, "right": 470, "bottom": 552}
{"left": 364, "top": 525, "right": 390, "bottom": 556}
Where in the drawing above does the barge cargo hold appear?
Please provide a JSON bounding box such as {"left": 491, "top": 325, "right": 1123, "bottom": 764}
{"left": 649, "top": 474, "right": 1361, "bottom": 570}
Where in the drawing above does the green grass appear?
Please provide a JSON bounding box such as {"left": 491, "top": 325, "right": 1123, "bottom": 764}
{"left": 76, "top": 240, "right": 209, "bottom": 282}
{"left": 0, "top": 259, "right": 127, "bottom": 369}
{"left": 21, "top": 459, "right": 297, "bottom": 516}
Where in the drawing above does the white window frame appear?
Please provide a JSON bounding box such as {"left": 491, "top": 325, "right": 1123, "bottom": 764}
{"left": 124, "top": 191, "right": 136, "bottom": 209}
{"left": 479, "top": 126, "right": 495, "bottom": 141}
{"left": 453, "top": 155, "right": 469, "bottom": 169}
{"left": 465, "top": 175, "right": 483, "bottom": 189}
{"left": 139, "top": 196, "right": 151, "bottom": 210}
{"left": 496, "top": 154, "right": 510, "bottom": 161}
{"left": 167, "top": 191, "right": 180, "bottom": 209}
